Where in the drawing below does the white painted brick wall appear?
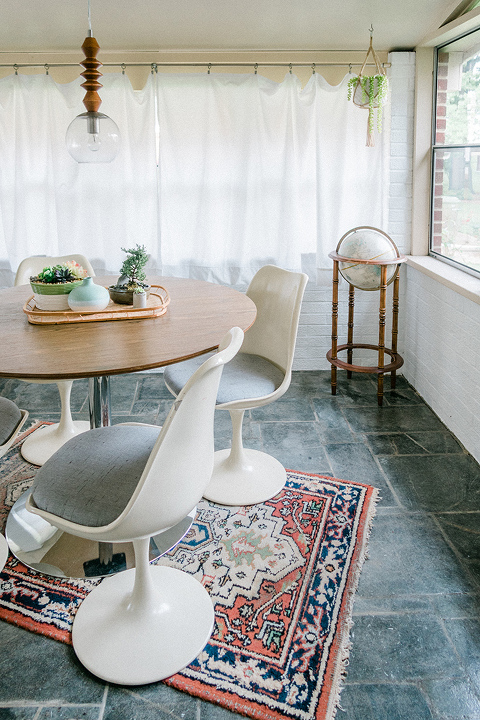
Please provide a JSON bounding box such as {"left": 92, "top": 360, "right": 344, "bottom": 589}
{"left": 294, "top": 51, "right": 414, "bottom": 372}
{"left": 403, "top": 265, "right": 480, "bottom": 461}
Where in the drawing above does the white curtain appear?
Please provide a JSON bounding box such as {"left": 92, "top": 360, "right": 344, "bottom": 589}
{"left": 0, "top": 71, "right": 158, "bottom": 276}
{"left": 155, "top": 71, "right": 388, "bottom": 283}
{"left": 0, "top": 68, "right": 388, "bottom": 286}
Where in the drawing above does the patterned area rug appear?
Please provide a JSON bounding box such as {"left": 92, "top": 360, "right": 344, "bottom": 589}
{"left": 0, "top": 422, "right": 378, "bottom": 720}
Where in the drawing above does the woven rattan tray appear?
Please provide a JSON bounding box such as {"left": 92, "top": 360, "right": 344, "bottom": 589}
{"left": 23, "top": 285, "right": 170, "bottom": 325}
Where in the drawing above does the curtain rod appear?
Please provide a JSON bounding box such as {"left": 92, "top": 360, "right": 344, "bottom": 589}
{"left": 1, "top": 61, "right": 391, "bottom": 69}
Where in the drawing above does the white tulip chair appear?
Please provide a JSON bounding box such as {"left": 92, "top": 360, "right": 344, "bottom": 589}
{"left": 164, "top": 265, "right": 308, "bottom": 506}
{"left": 26, "top": 327, "right": 244, "bottom": 685}
{"left": 15, "top": 254, "right": 95, "bottom": 466}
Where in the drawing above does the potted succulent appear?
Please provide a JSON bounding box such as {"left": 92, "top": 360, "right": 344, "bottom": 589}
{"left": 347, "top": 36, "right": 388, "bottom": 147}
{"left": 30, "top": 261, "right": 89, "bottom": 311}
{"left": 109, "top": 245, "right": 151, "bottom": 305}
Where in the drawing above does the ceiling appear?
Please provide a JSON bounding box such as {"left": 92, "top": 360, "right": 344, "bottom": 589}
{"left": 0, "top": 0, "right": 464, "bottom": 54}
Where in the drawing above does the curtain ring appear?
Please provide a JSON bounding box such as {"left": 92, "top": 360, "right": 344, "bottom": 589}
{"left": 369, "top": 24, "right": 374, "bottom": 37}
{"left": 13, "top": 64, "right": 18, "bottom": 75}
{"left": 312, "top": 63, "right": 316, "bottom": 75}
{"left": 254, "top": 63, "right": 258, "bottom": 75}
{"left": 121, "top": 63, "right": 126, "bottom": 75}
{"left": 44, "top": 64, "right": 49, "bottom": 75}
{"left": 151, "top": 63, "right": 158, "bottom": 74}
{"left": 207, "top": 63, "right": 211, "bottom": 74}
{"left": 289, "top": 63, "right": 293, "bottom": 74}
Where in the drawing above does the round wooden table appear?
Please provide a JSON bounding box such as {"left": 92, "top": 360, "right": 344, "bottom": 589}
{"left": 0, "top": 276, "right": 256, "bottom": 380}
{"left": 3, "top": 276, "right": 256, "bottom": 579}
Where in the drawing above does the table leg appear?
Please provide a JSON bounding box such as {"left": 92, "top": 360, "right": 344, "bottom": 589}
{"left": 89, "top": 376, "right": 111, "bottom": 428}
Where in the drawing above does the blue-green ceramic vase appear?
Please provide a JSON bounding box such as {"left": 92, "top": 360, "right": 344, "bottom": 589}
{"left": 67, "top": 277, "right": 110, "bottom": 312}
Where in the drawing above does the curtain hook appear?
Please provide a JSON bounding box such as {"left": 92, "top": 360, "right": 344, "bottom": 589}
{"left": 369, "top": 24, "right": 374, "bottom": 37}
{"left": 312, "top": 63, "right": 316, "bottom": 75}
{"left": 151, "top": 63, "right": 157, "bottom": 74}
{"left": 349, "top": 63, "right": 353, "bottom": 74}
{"left": 289, "top": 63, "right": 293, "bottom": 74}
{"left": 121, "top": 63, "right": 126, "bottom": 75}
{"left": 254, "top": 63, "right": 258, "bottom": 75}
{"left": 44, "top": 64, "right": 49, "bottom": 75}
{"left": 207, "top": 63, "right": 211, "bottom": 74}
{"left": 13, "top": 64, "right": 18, "bottom": 75}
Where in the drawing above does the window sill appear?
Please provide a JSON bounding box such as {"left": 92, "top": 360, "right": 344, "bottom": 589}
{"left": 407, "top": 255, "right": 480, "bottom": 305}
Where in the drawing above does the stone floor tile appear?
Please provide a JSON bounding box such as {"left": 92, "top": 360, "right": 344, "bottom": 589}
{"left": 435, "top": 513, "right": 480, "bottom": 565}
{"left": 260, "top": 421, "right": 331, "bottom": 473}
{"left": 421, "top": 677, "right": 480, "bottom": 719}
{"left": 365, "top": 431, "right": 463, "bottom": 456}
{"left": 0, "top": 625, "right": 105, "bottom": 703}
{"left": 104, "top": 685, "right": 198, "bottom": 720}
{"left": 356, "top": 513, "right": 477, "bottom": 598}
{"left": 346, "top": 614, "right": 462, "bottom": 682}
{"left": 324, "top": 442, "right": 396, "bottom": 505}
{"left": 340, "top": 683, "right": 434, "bottom": 720}
{"left": 250, "top": 396, "right": 316, "bottom": 422}
{"left": 37, "top": 706, "right": 102, "bottom": 719}
{"left": 443, "top": 618, "right": 480, "bottom": 693}
{"left": 137, "top": 373, "right": 173, "bottom": 400}
{"left": 0, "top": 709, "right": 38, "bottom": 719}
{"left": 342, "top": 405, "right": 446, "bottom": 433}
{"left": 378, "top": 455, "right": 480, "bottom": 512}
{"left": 352, "top": 595, "right": 432, "bottom": 616}
{"left": 429, "top": 592, "right": 480, "bottom": 619}
{"left": 312, "top": 398, "right": 358, "bottom": 443}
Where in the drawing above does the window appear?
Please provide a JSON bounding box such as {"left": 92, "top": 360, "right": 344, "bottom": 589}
{"left": 431, "top": 27, "right": 480, "bottom": 277}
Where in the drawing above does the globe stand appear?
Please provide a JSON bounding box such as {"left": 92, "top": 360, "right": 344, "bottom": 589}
{"left": 326, "top": 251, "right": 406, "bottom": 406}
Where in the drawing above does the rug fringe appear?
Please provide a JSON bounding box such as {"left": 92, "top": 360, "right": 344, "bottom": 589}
{"left": 327, "top": 486, "right": 381, "bottom": 719}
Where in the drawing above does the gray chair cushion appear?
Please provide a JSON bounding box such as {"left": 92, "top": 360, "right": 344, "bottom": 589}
{"left": 164, "top": 352, "right": 284, "bottom": 404}
{"left": 0, "top": 397, "right": 22, "bottom": 446}
{"left": 31, "top": 425, "right": 161, "bottom": 527}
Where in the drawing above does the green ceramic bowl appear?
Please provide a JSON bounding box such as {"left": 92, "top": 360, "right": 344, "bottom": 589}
{"left": 30, "top": 279, "right": 84, "bottom": 295}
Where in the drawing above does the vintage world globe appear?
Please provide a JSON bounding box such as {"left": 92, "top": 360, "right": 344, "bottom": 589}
{"left": 336, "top": 227, "right": 400, "bottom": 291}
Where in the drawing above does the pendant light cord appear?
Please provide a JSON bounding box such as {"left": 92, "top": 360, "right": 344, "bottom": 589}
{"left": 87, "top": 0, "right": 93, "bottom": 37}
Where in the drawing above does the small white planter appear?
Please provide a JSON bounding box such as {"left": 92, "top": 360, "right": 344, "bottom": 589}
{"left": 133, "top": 292, "right": 147, "bottom": 309}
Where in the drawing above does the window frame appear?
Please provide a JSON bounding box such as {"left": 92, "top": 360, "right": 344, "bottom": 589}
{"left": 429, "top": 28, "right": 480, "bottom": 280}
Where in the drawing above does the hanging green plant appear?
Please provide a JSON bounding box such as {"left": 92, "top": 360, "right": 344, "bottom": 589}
{"left": 347, "top": 35, "right": 389, "bottom": 147}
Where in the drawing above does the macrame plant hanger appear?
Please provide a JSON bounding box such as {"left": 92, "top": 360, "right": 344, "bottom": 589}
{"left": 348, "top": 26, "right": 388, "bottom": 147}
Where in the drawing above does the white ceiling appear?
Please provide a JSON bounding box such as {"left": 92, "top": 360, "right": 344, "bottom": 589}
{"left": 0, "top": 0, "right": 463, "bottom": 54}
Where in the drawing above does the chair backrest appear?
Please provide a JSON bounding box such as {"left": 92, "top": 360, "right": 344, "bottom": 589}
{"left": 241, "top": 265, "right": 308, "bottom": 375}
{"left": 106, "top": 327, "right": 244, "bottom": 540}
{"left": 14, "top": 254, "right": 95, "bottom": 286}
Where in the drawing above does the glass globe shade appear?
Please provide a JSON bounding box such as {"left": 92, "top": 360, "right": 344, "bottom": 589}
{"left": 66, "top": 111, "right": 120, "bottom": 163}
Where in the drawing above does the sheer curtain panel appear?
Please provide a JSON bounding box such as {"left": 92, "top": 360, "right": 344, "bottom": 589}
{"left": 0, "top": 72, "right": 158, "bottom": 276}
{"left": 0, "top": 68, "right": 388, "bottom": 286}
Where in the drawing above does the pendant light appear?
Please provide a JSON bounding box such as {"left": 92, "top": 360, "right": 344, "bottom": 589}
{"left": 65, "top": 0, "right": 120, "bottom": 163}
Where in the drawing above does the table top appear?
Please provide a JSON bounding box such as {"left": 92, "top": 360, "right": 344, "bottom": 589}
{"left": 0, "top": 276, "right": 257, "bottom": 380}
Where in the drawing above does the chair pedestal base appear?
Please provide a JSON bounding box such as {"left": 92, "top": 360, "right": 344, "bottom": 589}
{"left": 203, "top": 448, "right": 287, "bottom": 506}
{"left": 21, "top": 421, "right": 91, "bottom": 466}
{"left": 0, "top": 534, "right": 8, "bottom": 572}
{"left": 72, "top": 565, "right": 214, "bottom": 685}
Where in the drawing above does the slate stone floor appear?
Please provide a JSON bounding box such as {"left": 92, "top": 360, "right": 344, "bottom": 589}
{"left": 0, "top": 370, "right": 479, "bottom": 720}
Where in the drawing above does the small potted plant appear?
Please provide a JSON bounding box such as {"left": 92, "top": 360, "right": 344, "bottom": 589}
{"left": 132, "top": 285, "right": 147, "bottom": 309}
{"left": 347, "top": 35, "right": 388, "bottom": 147}
{"left": 30, "top": 261, "right": 88, "bottom": 311}
{"left": 109, "top": 245, "right": 151, "bottom": 305}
